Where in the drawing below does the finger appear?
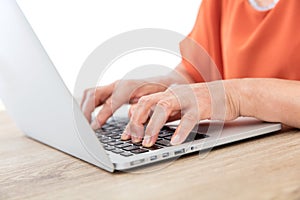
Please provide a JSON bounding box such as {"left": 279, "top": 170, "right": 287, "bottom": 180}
{"left": 128, "top": 122, "right": 145, "bottom": 143}
{"left": 127, "top": 95, "right": 161, "bottom": 143}
{"left": 81, "top": 89, "right": 98, "bottom": 123}
{"left": 143, "top": 98, "right": 177, "bottom": 147}
{"left": 80, "top": 88, "right": 90, "bottom": 109}
{"left": 128, "top": 104, "right": 138, "bottom": 118}
{"left": 121, "top": 124, "right": 131, "bottom": 140}
{"left": 92, "top": 96, "right": 121, "bottom": 129}
{"left": 93, "top": 81, "right": 152, "bottom": 128}
{"left": 81, "top": 83, "right": 115, "bottom": 122}
{"left": 170, "top": 112, "right": 198, "bottom": 145}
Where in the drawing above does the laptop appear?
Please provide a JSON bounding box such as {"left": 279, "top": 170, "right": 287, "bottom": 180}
{"left": 0, "top": 0, "right": 281, "bottom": 172}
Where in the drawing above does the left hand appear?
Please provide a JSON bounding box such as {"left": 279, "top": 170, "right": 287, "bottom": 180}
{"left": 121, "top": 80, "right": 241, "bottom": 147}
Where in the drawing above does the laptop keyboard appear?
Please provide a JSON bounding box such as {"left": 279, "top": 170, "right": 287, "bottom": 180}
{"left": 95, "top": 120, "right": 208, "bottom": 157}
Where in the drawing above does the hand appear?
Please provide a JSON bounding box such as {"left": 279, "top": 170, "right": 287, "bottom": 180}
{"left": 80, "top": 79, "right": 168, "bottom": 129}
{"left": 121, "top": 80, "right": 241, "bottom": 147}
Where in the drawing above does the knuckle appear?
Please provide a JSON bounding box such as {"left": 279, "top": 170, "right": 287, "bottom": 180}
{"left": 164, "top": 88, "right": 178, "bottom": 100}
{"left": 104, "top": 98, "right": 112, "bottom": 106}
{"left": 102, "top": 100, "right": 115, "bottom": 111}
{"left": 157, "top": 100, "right": 172, "bottom": 110}
{"left": 138, "top": 96, "right": 151, "bottom": 105}
{"left": 167, "top": 84, "right": 184, "bottom": 94}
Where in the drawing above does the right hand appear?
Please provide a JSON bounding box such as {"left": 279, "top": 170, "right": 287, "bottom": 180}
{"left": 80, "top": 79, "right": 168, "bottom": 129}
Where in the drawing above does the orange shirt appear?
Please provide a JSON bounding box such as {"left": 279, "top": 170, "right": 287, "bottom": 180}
{"left": 180, "top": 0, "right": 300, "bottom": 82}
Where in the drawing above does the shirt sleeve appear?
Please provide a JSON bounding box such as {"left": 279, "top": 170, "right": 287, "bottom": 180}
{"left": 180, "top": 0, "right": 224, "bottom": 82}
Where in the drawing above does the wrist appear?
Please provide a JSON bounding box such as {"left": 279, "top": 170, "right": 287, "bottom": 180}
{"left": 224, "top": 79, "right": 243, "bottom": 120}
{"left": 228, "top": 78, "right": 256, "bottom": 118}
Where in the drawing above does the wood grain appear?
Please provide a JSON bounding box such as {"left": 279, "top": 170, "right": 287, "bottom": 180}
{"left": 0, "top": 111, "right": 300, "bottom": 200}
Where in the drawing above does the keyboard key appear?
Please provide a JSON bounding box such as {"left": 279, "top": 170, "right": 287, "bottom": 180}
{"left": 156, "top": 139, "right": 171, "bottom": 147}
{"left": 100, "top": 138, "right": 110, "bottom": 143}
{"left": 104, "top": 146, "right": 115, "bottom": 151}
{"left": 104, "top": 126, "right": 115, "bottom": 131}
{"left": 111, "top": 130, "right": 120, "bottom": 133}
{"left": 118, "top": 121, "right": 128, "bottom": 125}
{"left": 158, "top": 132, "right": 173, "bottom": 138}
{"left": 95, "top": 129, "right": 104, "bottom": 133}
{"left": 96, "top": 134, "right": 105, "bottom": 139}
{"left": 164, "top": 136, "right": 172, "bottom": 141}
{"left": 132, "top": 144, "right": 142, "bottom": 148}
{"left": 112, "top": 148, "right": 124, "bottom": 154}
{"left": 108, "top": 142, "right": 118, "bottom": 146}
{"left": 118, "top": 127, "right": 126, "bottom": 131}
{"left": 184, "top": 132, "right": 208, "bottom": 142}
{"left": 106, "top": 139, "right": 116, "bottom": 143}
{"left": 101, "top": 124, "right": 110, "bottom": 128}
{"left": 113, "top": 141, "right": 124, "bottom": 146}
{"left": 97, "top": 122, "right": 191, "bottom": 157}
{"left": 144, "top": 144, "right": 162, "bottom": 151}
{"left": 123, "top": 146, "right": 140, "bottom": 151}
{"left": 161, "top": 126, "right": 175, "bottom": 132}
{"left": 111, "top": 135, "right": 121, "bottom": 140}
{"left": 115, "top": 143, "right": 131, "bottom": 149}
{"left": 104, "top": 133, "right": 115, "bottom": 137}
{"left": 130, "top": 148, "right": 149, "bottom": 154}
{"left": 121, "top": 152, "right": 133, "bottom": 157}
{"left": 107, "top": 142, "right": 115, "bottom": 146}
{"left": 97, "top": 130, "right": 110, "bottom": 135}
{"left": 98, "top": 134, "right": 108, "bottom": 138}
{"left": 126, "top": 141, "right": 142, "bottom": 146}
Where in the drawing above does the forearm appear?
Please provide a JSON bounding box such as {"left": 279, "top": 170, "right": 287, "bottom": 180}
{"left": 232, "top": 78, "right": 300, "bottom": 128}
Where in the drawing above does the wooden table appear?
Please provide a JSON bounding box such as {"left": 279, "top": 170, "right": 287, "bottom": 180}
{"left": 1, "top": 111, "right": 300, "bottom": 200}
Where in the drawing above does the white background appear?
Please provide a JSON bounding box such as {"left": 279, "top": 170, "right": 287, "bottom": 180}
{"left": 0, "top": 0, "right": 202, "bottom": 111}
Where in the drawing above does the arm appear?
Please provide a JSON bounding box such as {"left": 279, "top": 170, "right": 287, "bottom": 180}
{"left": 233, "top": 78, "right": 300, "bottom": 129}
{"left": 122, "top": 78, "right": 300, "bottom": 147}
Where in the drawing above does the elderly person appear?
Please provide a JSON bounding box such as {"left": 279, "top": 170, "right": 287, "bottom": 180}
{"left": 81, "top": 0, "right": 300, "bottom": 147}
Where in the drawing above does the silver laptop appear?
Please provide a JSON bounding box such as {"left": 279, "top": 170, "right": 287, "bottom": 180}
{"left": 0, "top": 0, "right": 281, "bottom": 172}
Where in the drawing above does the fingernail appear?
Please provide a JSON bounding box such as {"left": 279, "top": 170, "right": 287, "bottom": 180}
{"left": 121, "top": 132, "right": 130, "bottom": 140}
{"left": 171, "top": 134, "right": 181, "bottom": 145}
{"left": 121, "top": 135, "right": 130, "bottom": 140}
{"left": 91, "top": 120, "right": 100, "bottom": 130}
{"left": 142, "top": 136, "right": 152, "bottom": 147}
{"left": 131, "top": 135, "right": 141, "bottom": 143}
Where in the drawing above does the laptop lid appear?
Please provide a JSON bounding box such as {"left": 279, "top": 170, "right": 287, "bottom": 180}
{"left": 0, "top": 0, "right": 114, "bottom": 172}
